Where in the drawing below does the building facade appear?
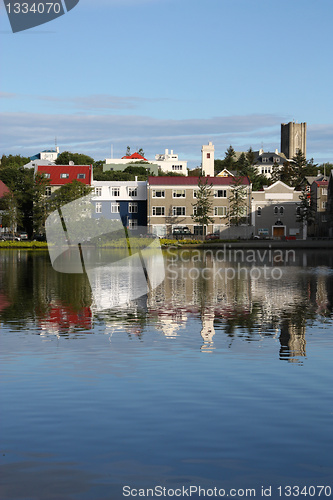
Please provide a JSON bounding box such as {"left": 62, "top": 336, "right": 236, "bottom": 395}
{"left": 251, "top": 181, "right": 303, "bottom": 239}
{"left": 92, "top": 180, "right": 147, "bottom": 229}
{"left": 147, "top": 176, "right": 251, "bottom": 237}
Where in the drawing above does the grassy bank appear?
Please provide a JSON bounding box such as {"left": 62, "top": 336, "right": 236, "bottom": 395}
{"left": 0, "top": 241, "right": 48, "bottom": 249}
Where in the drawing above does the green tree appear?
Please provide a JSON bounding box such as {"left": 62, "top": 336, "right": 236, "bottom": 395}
{"left": 0, "top": 193, "right": 21, "bottom": 235}
{"left": 223, "top": 145, "right": 237, "bottom": 170}
{"left": 32, "top": 173, "right": 51, "bottom": 235}
{"left": 188, "top": 167, "right": 202, "bottom": 177}
{"left": 297, "top": 187, "right": 316, "bottom": 237}
{"left": 0, "top": 154, "right": 30, "bottom": 168}
{"left": 228, "top": 174, "right": 249, "bottom": 226}
{"left": 50, "top": 180, "right": 93, "bottom": 211}
{"left": 55, "top": 151, "right": 94, "bottom": 165}
{"left": 0, "top": 166, "right": 35, "bottom": 234}
{"left": 191, "top": 176, "right": 214, "bottom": 239}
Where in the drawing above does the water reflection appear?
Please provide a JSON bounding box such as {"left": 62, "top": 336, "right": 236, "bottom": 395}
{"left": 0, "top": 248, "right": 332, "bottom": 362}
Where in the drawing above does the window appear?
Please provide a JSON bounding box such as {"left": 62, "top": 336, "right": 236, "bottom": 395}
{"left": 193, "top": 206, "right": 197, "bottom": 216}
{"left": 95, "top": 202, "right": 102, "bottom": 213}
{"left": 207, "top": 153, "right": 210, "bottom": 159}
{"left": 214, "top": 189, "right": 227, "bottom": 198}
{"left": 129, "top": 219, "right": 138, "bottom": 229}
{"left": 193, "top": 190, "right": 197, "bottom": 198}
{"left": 60, "top": 173, "right": 69, "bottom": 178}
{"left": 111, "top": 202, "right": 120, "bottom": 213}
{"left": 172, "top": 165, "right": 183, "bottom": 171}
{"left": 111, "top": 187, "right": 120, "bottom": 197}
{"left": 77, "top": 173, "right": 86, "bottom": 179}
{"left": 257, "top": 206, "right": 262, "bottom": 216}
{"left": 152, "top": 189, "right": 165, "bottom": 198}
{"left": 129, "top": 202, "right": 138, "bottom": 213}
{"left": 172, "top": 206, "right": 186, "bottom": 216}
{"left": 322, "top": 201, "right": 327, "bottom": 209}
{"left": 296, "top": 206, "right": 301, "bottom": 215}
{"left": 45, "top": 187, "right": 51, "bottom": 196}
{"left": 173, "top": 189, "right": 186, "bottom": 198}
{"left": 274, "top": 206, "right": 278, "bottom": 214}
{"left": 152, "top": 206, "right": 165, "bottom": 216}
{"left": 275, "top": 157, "right": 280, "bottom": 163}
{"left": 280, "top": 206, "right": 284, "bottom": 215}
{"left": 262, "top": 157, "right": 268, "bottom": 163}
{"left": 94, "top": 187, "right": 102, "bottom": 196}
{"left": 322, "top": 188, "right": 328, "bottom": 196}
{"left": 128, "top": 187, "right": 137, "bottom": 197}
{"left": 43, "top": 173, "right": 50, "bottom": 179}
{"left": 214, "top": 206, "right": 227, "bottom": 216}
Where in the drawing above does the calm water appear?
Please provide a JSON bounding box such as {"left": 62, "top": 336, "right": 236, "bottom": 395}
{"left": 0, "top": 248, "right": 333, "bottom": 500}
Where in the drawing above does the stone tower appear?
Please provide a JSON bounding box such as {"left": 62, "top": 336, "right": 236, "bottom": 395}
{"left": 201, "top": 141, "right": 215, "bottom": 176}
{"left": 281, "top": 121, "right": 307, "bottom": 159}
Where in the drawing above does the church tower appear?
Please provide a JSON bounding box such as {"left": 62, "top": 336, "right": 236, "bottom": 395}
{"left": 281, "top": 121, "right": 307, "bottom": 159}
{"left": 201, "top": 141, "right": 215, "bottom": 176}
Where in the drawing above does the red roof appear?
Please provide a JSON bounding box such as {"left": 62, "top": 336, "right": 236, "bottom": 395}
{"left": 148, "top": 176, "right": 250, "bottom": 186}
{"left": 315, "top": 180, "right": 328, "bottom": 187}
{"left": 0, "top": 179, "right": 10, "bottom": 198}
{"left": 36, "top": 165, "right": 92, "bottom": 186}
{"left": 121, "top": 153, "right": 147, "bottom": 161}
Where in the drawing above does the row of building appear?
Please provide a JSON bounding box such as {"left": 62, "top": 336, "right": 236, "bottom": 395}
{"left": 32, "top": 159, "right": 332, "bottom": 239}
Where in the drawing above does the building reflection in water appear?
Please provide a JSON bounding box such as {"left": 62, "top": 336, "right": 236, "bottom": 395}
{"left": 0, "top": 249, "right": 332, "bottom": 360}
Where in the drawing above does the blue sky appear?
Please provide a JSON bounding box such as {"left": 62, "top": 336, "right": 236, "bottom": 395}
{"left": 1, "top": 0, "right": 333, "bottom": 167}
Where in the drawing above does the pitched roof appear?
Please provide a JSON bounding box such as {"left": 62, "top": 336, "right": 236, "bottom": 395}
{"left": 36, "top": 165, "right": 93, "bottom": 185}
{"left": 0, "top": 179, "right": 10, "bottom": 198}
{"left": 121, "top": 153, "right": 147, "bottom": 161}
{"left": 148, "top": 176, "right": 250, "bottom": 186}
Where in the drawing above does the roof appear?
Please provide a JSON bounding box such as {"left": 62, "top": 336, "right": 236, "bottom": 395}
{"left": 0, "top": 179, "right": 10, "bottom": 198}
{"left": 121, "top": 153, "right": 147, "bottom": 161}
{"left": 148, "top": 176, "right": 250, "bottom": 186}
{"left": 36, "top": 165, "right": 92, "bottom": 186}
{"left": 314, "top": 180, "right": 328, "bottom": 187}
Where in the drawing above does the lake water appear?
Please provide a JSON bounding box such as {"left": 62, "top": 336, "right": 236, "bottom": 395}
{"left": 0, "top": 248, "right": 333, "bottom": 500}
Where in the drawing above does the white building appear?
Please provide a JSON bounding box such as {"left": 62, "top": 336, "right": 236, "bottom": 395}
{"left": 104, "top": 149, "right": 188, "bottom": 176}
{"left": 201, "top": 142, "right": 215, "bottom": 177}
{"left": 153, "top": 149, "right": 188, "bottom": 176}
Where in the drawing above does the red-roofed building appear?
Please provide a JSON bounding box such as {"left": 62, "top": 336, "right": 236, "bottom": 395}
{"left": 0, "top": 180, "right": 11, "bottom": 235}
{"left": 147, "top": 176, "right": 251, "bottom": 237}
{"left": 36, "top": 164, "right": 93, "bottom": 196}
{"left": 121, "top": 152, "right": 148, "bottom": 161}
{"left": 0, "top": 180, "right": 10, "bottom": 198}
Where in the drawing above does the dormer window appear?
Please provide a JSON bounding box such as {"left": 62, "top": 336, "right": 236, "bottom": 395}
{"left": 60, "top": 173, "right": 69, "bottom": 178}
{"left": 77, "top": 173, "right": 86, "bottom": 179}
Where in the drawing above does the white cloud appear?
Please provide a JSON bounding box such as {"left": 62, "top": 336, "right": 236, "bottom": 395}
{"left": 0, "top": 112, "right": 332, "bottom": 166}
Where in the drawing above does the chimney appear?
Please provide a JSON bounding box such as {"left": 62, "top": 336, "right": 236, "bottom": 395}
{"left": 165, "top": 149, "right": 169, "bottom": 156}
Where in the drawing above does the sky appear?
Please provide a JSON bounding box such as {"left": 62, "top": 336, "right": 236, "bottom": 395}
{"left": 1, "top": 0, "right": 333, "bottom": 168}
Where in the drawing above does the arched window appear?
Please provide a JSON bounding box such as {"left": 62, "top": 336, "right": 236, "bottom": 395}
{"left": 280, "top": 206, "right": 284, "bottom": 215}
{"left": 274, "top": 206, "right": 278, "bottom": 214}
{"left": 257, "top": 206, "right": 262, "bottom": 216}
